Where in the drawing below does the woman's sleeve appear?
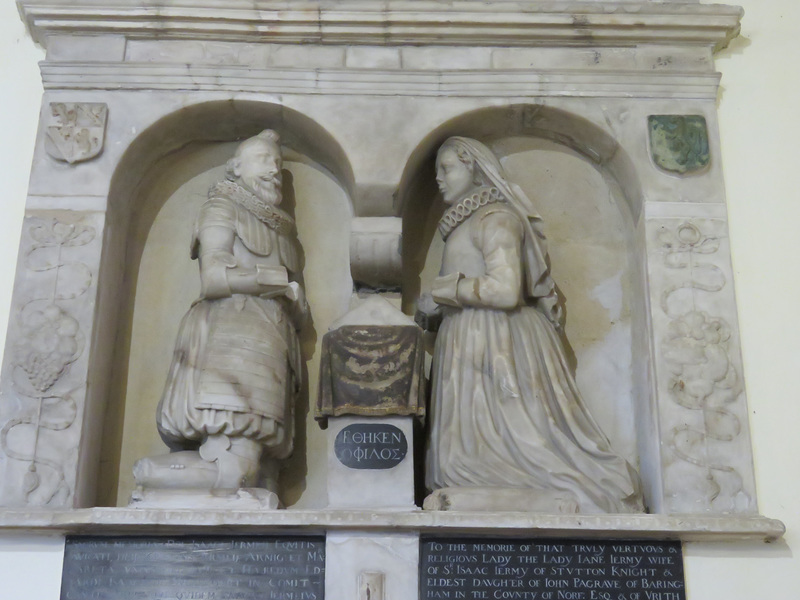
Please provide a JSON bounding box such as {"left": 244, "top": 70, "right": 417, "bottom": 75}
{"left": 456, "top": 209, "right": 524, "bottom": 309}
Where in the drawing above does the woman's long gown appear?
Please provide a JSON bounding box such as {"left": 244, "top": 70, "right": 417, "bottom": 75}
{"left": 425, "top": 195, "right": 642, "bottom": 514}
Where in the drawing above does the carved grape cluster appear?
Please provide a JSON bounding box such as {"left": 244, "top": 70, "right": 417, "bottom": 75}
{"left": 14, "top": 304, "right": 80, "bottom": 393}
{"left": 662, "top": 310, "right": 736, "bottom": 408}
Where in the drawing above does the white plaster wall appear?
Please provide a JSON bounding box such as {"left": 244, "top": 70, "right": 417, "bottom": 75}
{"left": 0, "top": 6, "right": 60, "bottom": 597}
{"left": 683, "top": 1, "right": 800, "bottom": 596}
{"left": 1, "top": 1, "right": 799, "bottom": 598}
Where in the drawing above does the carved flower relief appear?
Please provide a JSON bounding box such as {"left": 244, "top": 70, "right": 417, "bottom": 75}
{"left": 0, "top": 217, "right": 96, "bottom": 505}
{"left": 655, "top": 221, "right": 749, "bottom": 509}
{"left": 29, "top": 220, "right": 96, "bottom": 248}
{"left": 657, "top": 222, "right": 719, "bottom": 264}
{"left": 662, "top": 310, "right": 738, "bottom": 409}
{"left": 13, "top": 304, "right": 83, "bottom": 394}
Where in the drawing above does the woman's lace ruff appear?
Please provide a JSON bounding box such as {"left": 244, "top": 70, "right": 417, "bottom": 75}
{"left": 438, "top": 187, "right": 504, "bottom": 240}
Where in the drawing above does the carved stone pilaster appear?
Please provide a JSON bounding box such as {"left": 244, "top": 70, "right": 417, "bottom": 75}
{"left": 0, "top": 210, "right": 105, "bottom": 507}
{"left": 643, "top": 211, "right": 757, "bottom": 514}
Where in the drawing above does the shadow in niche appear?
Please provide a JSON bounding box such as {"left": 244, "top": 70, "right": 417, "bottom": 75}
{"left": 91, "top": 100, "right": 354, "bottom": 508}
{"left": 278, "top": 169, "right": 318, "bottom": 507}
{"left": 552, "top": 282, "right": 578, "bottom": 375}
{"left": 97, "top": 141, "right": 242, "bottom": 507}
{"left": 402, "top": 174, "right": 442, "bottom": 318}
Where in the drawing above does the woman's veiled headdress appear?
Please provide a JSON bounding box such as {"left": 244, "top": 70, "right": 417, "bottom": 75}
{"left": 439, "top": 136, "right": 562, "bottom": 324}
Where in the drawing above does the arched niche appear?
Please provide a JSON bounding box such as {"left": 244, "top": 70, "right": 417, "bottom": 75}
{"left": 93, "top": 101, "right": 354, "bottom": 507}
{"left": 398, "top": 105, "right": 649, "bottom": 496}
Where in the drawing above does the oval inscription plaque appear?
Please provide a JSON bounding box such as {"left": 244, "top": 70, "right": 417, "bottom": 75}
{"left": 334, "top": 423, "right": 408, "bottom": 469}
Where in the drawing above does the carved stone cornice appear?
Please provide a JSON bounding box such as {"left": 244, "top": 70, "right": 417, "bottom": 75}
{"left": 19, "top": 0, "right": 743, "bottom": 50}
{"left": 0, "top": 507, "right": 785, "bottom": 542}
{"left": 39, "top": 63, "right": 723, "bottom": 99}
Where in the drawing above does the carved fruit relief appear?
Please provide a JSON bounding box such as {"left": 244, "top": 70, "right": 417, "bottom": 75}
{"left": 656, "top": 221, "right": 752, "bottom": 513}
{"left": 1, "top": 217, "right": 95, "bottom": 506}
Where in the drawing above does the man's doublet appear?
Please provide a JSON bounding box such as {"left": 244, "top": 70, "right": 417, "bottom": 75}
{"left": 191, "top": 180, "right": 301, "bottom": 274}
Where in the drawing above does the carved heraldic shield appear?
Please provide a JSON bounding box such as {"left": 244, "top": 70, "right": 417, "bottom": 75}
{"left": 45, "top": 103, "right": 108, "bottom": 164}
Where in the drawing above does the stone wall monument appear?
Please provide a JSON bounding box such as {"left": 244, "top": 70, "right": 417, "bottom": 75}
{"left": 0, "top": 0, "right": 786, "bottom": 598}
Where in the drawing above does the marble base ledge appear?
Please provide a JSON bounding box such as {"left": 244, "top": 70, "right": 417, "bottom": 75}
{"left": 0, "top": 509, "right": 784, "bottom": 543}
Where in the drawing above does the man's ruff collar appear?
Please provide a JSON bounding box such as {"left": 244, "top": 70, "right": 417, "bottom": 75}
{"left": 438, "top": 186, "right": 504, "bottom": 239}
{"left": 210, "top": 180, "right": 295, "bottom": 234}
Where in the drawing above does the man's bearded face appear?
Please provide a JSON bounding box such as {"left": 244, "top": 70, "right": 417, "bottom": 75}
{"left": 236, "top": 140, "right": 283, "bottom": 205}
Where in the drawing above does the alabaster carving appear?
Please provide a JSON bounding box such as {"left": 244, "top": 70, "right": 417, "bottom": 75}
{"left": 420, "top": 137, "right": 643, "bottom": 514}
{"left": 1, "top": 217, "right": 97, "bottom": 506}
{"left": 44, "top": 102, "right": 107, "bottom": 164}
{"left": 649, "top": 218, "right": 755, "bottom": 513}
{"left": 132, "top": 130, "right": 307, "bottom": 505}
